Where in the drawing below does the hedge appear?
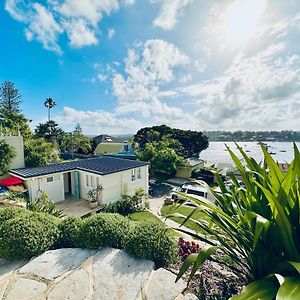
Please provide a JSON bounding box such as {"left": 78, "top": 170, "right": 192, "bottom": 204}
{"left": 0, "top": 210, "right": 60, "bottom": 260}
{"left": 124, "top": 221, "right": 178, "bottom": 267}
{"left": 77, "top": 213, "right": 131, "bottom": 249}
{"left": 55, "top": 216, "right": 83, "bottom": 248}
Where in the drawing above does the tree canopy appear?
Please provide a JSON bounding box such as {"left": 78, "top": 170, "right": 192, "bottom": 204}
{"left": 0, "top": 140, "right": 16, "bottom": 175}
{"left": 138, "top": 137, "right": 184, "bottom": 175}
{"left": 0, "top": 110, "right": 32, "bottom": 140}
{"left": 24, "top": 138, "right": 59, "bottom": 167}
{"left": 0, "top": 81, "right": 22, "bottom": 113}
{"left": 134, "top": 125, "right": 209, "bottom": 158}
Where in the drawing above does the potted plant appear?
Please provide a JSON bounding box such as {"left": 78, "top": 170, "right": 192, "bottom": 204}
{"left": 86, "top": 185, "right": 103, "bottom": 208}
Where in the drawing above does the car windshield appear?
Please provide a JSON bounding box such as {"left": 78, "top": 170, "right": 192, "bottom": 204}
{"left": 186, "top": 189, "right": 206, "bottom": 197}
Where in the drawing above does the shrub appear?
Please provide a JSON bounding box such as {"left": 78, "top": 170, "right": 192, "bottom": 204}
{"left": 0, "top": 206, "right": 25, "bottom": 223}
{"left": 102, "top": 188, "right": 145, "bottom": 215}
{"left": 77, "top": 213, "right": 130, "bottom": 249}
{"left": 56, "top": 216, "right": 83, "bottom": 248}
{"left": 124, "top": 221, "right": 178, "bottom": 267}
{"left": 0, "top": 210, "right": 60, "bottom": 259}
{"left": 26, "top": 192, "right": 64, "bottom": 218}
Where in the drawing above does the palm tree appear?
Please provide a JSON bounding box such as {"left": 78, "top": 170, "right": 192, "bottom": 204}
{"left": 44, "top": 98, "right": 56, "bottom": 122}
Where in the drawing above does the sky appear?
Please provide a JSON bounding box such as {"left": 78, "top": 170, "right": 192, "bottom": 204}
{"left": 0, "top": 0, "right": 300, "bottom": 135}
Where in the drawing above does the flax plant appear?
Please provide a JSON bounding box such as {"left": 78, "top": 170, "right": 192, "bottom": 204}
{"left": 171, "top": 143, "right": 300, "bottom": 299}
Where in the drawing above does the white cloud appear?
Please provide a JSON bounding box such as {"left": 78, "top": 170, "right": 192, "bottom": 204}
{"left": 62, "top": 18, "right": 98, "bottom": 47}
{"left": 5, "top": 0, "right": 134, "bottom": 52}
{"left": 57, "top": 106, "right": 142, "bottom": 134}
{"left": 112, "top": 39, "right": 190, "bottom": 102}
{"left": 181, "top": 46, "right": 300, "bottom": 129}
{"left": 153, "top": 0, "right": 194, "bottom": 30}
{"left": 108, "top": 28, "right": 116, "bottom": 40}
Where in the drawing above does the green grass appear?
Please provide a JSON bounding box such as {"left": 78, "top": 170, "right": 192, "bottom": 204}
{"left": 127, "top": 210, "right": 163, "bottom": 224}
{"left": 127, "top": 210, "right": 179, "bottom": 237}
{"left": 160, "top": 204, "right": 208, "bottom": 233}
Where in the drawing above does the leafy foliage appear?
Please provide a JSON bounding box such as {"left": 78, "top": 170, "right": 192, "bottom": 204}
{"left": 60, "top": 124, "right": 92, "bottom": 154}
{"left": 138, "top": 137, "right": 184, "bottom": 175}
{"left": 56, "top": 216, "right": 83, "bottom": 248}
{"left": 86, "top": 185, "right": 103, "bottom": 203}
{"left": 0, "top": 210, "right": 60, "bottom": 259}
{"left": 26, "top": 192, "right": 64, "bottom": 218}
{"left": 0, "top": 140, "right": 16, "bottom": 174}
{"left": 0, "top": 110, "right": 32, "bottom": 139}
{"left": 124, "top": 221, "right": 178, "bottom": 267}
{"left": 102, "top": 188, "right": 145, "bottom": 215}
{"left": 134, "top": 125, "right": 209, "bottom": 158}
{"left": 0, "top": 81, "right": 22, "bottom": 113}
{"left": 24, "top": 137, "right": 59, "bottom": 167}
{"left": 34, "top": 120, "right": 65, "bottom": 145}
{"left": 0, "top": 206, "right": 25, "bottom": 223}
{"left": 77, "top": 213, "right": 131, "bottom": 249}
{"left": 173, "top": 143, "right": 300, "bottom": 299}
{"left": 44, "top": 98, "right": 56, "bottom": 122}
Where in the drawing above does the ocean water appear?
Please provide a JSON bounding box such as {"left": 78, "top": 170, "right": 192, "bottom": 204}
{"left": 200, "top": 142, "right": 300, "bottom": 166}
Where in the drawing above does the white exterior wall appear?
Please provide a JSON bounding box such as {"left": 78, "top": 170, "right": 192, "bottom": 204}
{"left": 25, "top": 173, "right": 65, "bottom": 203}
{"left": 78, "top": 165, "right": 149, "bottom": 205}
{"left": 1, "top": 136, "right": 25, "bottom": 169}
{"left": 23, "top": 165, "right": 149, "bottom": 205}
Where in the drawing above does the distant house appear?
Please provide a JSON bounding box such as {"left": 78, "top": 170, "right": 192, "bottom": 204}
{"left": 176, "top": 158, "right": 205, "bottom": 179}
{"left": 9, "top": 157, "right": 149, "bottom": 204}
{"left": 92, "top": 134, "right": 122, "bottom": 146}
{"left": 104, "top": 143, "right": 137, "bottom": 160}
{"left": 95, "top": 143, "right": 124, "bottom": 156}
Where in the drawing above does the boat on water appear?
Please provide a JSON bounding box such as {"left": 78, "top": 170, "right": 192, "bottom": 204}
{"left": 280, "top": 150, "right": 287, "bottom": 152}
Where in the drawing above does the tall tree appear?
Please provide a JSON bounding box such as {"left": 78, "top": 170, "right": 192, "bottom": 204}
{"left": 24, "top": 138, "right": 59, "bottom": 167}
{"left": 0, "top": 140, "right": 16, "bottom": 174}
{"left": 0, "top": 81, "right": 22, "bottom": 113}
{"left": 134, "top": 125, "right": 209, "bottom": 158}
{"left": 34, "top": 120, "right": 65, "bottom": 145}
{"left": 44, "top": 98, "right": 56, "bottom": 122}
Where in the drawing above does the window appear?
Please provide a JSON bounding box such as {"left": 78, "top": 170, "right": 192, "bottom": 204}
{"left": 131, "top": 169, "right": 136, "bottom": 181}
{"left": 91, "top": 176, "right": 95, "bottom": 188}
{"left": 86, "top": 175, "right": 90, "bottom": 187}
{"left": 97, "top": 177, "right": 100, "bottom": 186}
{"left": 124, "top": 144, "right": 129, "bottom": 152}
{"left": 137, "top": 168, "right": 141, "bottom": 179}
{"left": 47, "top": 177, "right": 53, "bottom": 183}
{"left": 46, "top": 175, "right": 59, "bottom": 183}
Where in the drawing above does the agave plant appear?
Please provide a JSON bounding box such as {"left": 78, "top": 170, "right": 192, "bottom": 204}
{"left": 170, "top": 143, "right": 300, "bottom": 299}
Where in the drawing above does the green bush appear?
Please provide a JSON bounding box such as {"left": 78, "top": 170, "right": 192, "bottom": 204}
{"left": 124, "top": 221, "right": 178, "bottom": 267}
{"left": 77, "top": 213, "right": 130, "bottom": 249}
{"left": 102, "top": 189, "right": 145, "bottom": 215}
{"left": 56, "top": 216, "right": 83, "bottom": 248}
{"left": 0, "top": 210, "right": 60, "bottom": 259}
{"left": 0, "top": 206, "right": 25, "bottom": 223}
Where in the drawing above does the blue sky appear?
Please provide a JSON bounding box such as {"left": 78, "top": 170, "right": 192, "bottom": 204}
{"left": 1, "top": 0, "right": 300, "bottom": 134}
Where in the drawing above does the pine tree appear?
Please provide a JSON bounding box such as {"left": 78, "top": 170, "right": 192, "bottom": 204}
{"left": 0, "top": 81, "right": 22, "bottom": 113}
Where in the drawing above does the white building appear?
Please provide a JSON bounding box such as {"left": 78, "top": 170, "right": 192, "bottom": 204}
{"left": 1, "top": 136, "right": 25, "bottom": 169}
{"left": 9, "top": 157, "right": 149, "bottom": 204}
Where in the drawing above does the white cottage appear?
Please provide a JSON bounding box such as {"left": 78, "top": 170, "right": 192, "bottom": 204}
{"left": 9, "top": 157, "right": 149, "bottom": 205}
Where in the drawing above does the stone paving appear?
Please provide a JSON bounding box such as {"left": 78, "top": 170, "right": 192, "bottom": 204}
{"left": 0, "top": 248, "right": 197, "bottom": 300}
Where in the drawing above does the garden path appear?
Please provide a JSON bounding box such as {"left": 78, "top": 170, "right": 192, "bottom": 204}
{"left": 0, "top": 248, "right": 198, "bottom": 300}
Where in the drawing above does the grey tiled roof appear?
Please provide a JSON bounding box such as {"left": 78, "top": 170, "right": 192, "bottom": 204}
{"left": 10, "top": 157, "right": 149, "bottom": 179}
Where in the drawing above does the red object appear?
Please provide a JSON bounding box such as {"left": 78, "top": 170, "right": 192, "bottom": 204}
{"left": 0, "top": 176, "right": 23, "bottom": 186}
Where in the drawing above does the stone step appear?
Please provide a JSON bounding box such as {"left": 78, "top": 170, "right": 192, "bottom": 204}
{"left": 18, "top": 248, "right": 94, "bottom": 281}
{"left": 143, "top": 268, "right": 186, "bottom": 300}
{"left": 92, "top": 248, "right": 154, "bottom": 300}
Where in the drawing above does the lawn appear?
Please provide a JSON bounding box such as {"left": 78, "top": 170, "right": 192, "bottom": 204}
{"left": 127, "top": 210, "right": 164, "bottom": 224}
{"left": 160, "top": 204, "right": 208, "bottom": 233}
